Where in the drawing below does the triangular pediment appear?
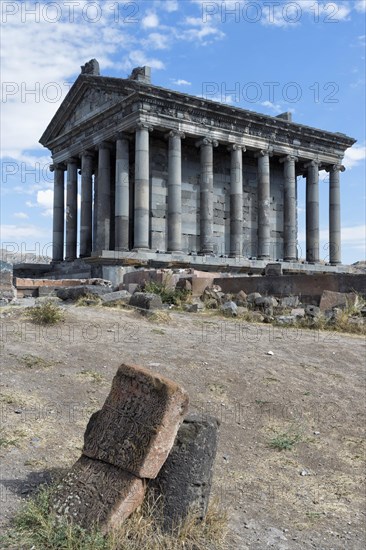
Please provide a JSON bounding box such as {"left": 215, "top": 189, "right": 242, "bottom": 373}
{"left": 39, "top": 76, "right": 131, "bottom": 147}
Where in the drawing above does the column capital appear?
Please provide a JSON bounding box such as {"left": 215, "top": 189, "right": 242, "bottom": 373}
{"left": 116, "top": 131, "right": 133, "bottom": 142}
{"left": 279, "top": 154, "right": 298, "bottom": 164}
{"left": 66, "top": 157, "right": 79, "bottom": 166}
{"left": 79, "top": 150, "right": 95, "bottom": 160}
{"left": 166, "top": 130, "right": 185, "bottom": 140}
{"left": 135, "top": 121, "right": 153, "bottom": 132}
{"left": 227, "top": 143, "right": 246, "bottom": 152}
{"left": 254, "top": 146, "right": 273, "bottom": 158}
{"left": 195, "top": 137, "right": 218, "bottom": 148}
{"left": 97, "top": 141, "right": 114, "bottom": 151}
{"left": 304, "top": 159, "right": 320, "bottom": 169}
{"left": 325, "top": 163, "right": 345, "bottom": 173}
{"left": 50, "top": 162, "right": 66, "bottom": 172}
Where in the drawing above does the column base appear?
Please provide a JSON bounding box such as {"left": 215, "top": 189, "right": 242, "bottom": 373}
{"left": 284, "top": 257, "right": 297, "bottom": 262}
{"left": 132, "top": 247, "right": 150, "bottom": 253}
{"left": 168, "top": 250, "right": 184, "bottom": 254}
{"left": 330, "top": 261, "right": 341, "bottom": 266}
{"left": 258, "top": 255, "right": 270, "bottom": 260}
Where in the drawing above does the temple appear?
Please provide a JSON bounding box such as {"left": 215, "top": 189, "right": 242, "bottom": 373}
{"left": 40, "top": 60, "right": 356, "bottom": 273}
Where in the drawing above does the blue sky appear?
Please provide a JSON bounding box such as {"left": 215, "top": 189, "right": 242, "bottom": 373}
{"left": 1, "top": 0, "right": 365, "bottom": 264}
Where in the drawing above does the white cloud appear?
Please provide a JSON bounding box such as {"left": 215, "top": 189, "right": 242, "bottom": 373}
{"left": 354, "top": 0, "right": 366, "bottom": 13}
{"left": 37, "top": 189, "right": 54, "bottom": 217}
{"left": 161, "top": 0, "right": 179, "bottom": 12}
{"left": 142, "top": 12, "right": 160, "bottom": 29}
{"left": 13, "top": 212, "right": 29, "bottom": 219}
{"left": 144, "top": 32, "right": 170, "bottom": 50}
{"left": 172, "top": 79, "right": 192, "bottom": 86}
{"left": 0, "top": 224, "right": 46, "bottom": 240}
{"left": 121, "top": 50, "right": 165, "bottom": 71}
{"left": 343, "top": 144, "right": 366, "bottom": 169}
{"left": 260, "top": 101, "right": 282, "bottom": 114}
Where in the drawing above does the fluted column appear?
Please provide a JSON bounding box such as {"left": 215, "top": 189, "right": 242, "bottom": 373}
{"left": 327, "top": 164, "right": 344, "bottom": 265}
{"left": 256, "top": 149, "right": 271, "bottom": 259}
{"left": 134, "top": 123, "right": 152, "bottom": 250}
{"left": 80, "top": 151, "right": 94, "bottom": 257}
{"left": 167, "top": 130, "right": 185, "bottom": 252}
{"left": 305, "top": 160, "right": 320, "bottom": 263}
{"left": 115, "top": 135, "right": 130, "bottom": 251}
{"left": 280, "top": 155, "right": 298, "bottom": 261}
{"left": 228, "top": 144, "right": 245, "bottom": 257}
{"left": 65, "top": 158, "right": 78, "bottom": 260}
{"left": 51, "top": 163, "right": 65, "bottom": 261}
{"left": 196, "top": 137, "right": 218, "bottom": 254}
{"left": 95, "top": 142, "right": 111, "bottom": 252}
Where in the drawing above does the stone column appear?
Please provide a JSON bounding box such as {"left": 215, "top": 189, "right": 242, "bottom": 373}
{"left": 196, "top": 138, "right": 218, "bottom": 254}
{"left": 51, "top": 163, "right": 65, "bottom": 262}
{"left": 280, "top": 155, "right": 298, "bottom": 261}
{"left": 305, "top": 160, "right": 320, "bottom": 263}
{"left": 65, "top": 158, "right": 78, "bottom": 261}
{"left": 134, "top": 123, "right": 152, "bottom": 250}
{"left": 80, "top": 151, "right": 94, "bottom": 257}
{"left": 327, "top": 164, "right": 345, "bottom": 265}
{"left": 167, "top": 130, "right": 185, "bottom": 253}
{"left": 95, "top": 142, "right": 111, "bottom": 252}
{"left": 228, "top": 144, "right": 245, "bottom": 257}
{"left": 256, "top": 149, "right": 271, "bottom": 259}
{"left": 115, "top": 135, "right": 130, "bottom": 251}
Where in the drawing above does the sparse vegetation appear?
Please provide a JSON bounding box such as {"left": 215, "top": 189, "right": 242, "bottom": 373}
{"left": 25, "top": 300, "right": 65, "bottom": 325}
{"left": 21, "top": 354, "right": 53, "bottom": 369}
{"left": 146, "top": 310, "right": 172, "bottom": 323}
{"left": 144, "top": 281, "right": 190, "bottom": 307}
{"left": 76, "top": 294, "right": 102, "bottom": 307}
{"left": 0, "top": 429, "right": 18, "bottom": 449}
{"left": 0, "top": 485, "right": 228, "bottom": 550}
{"left": 269, "top": 430, "right": 302, "bottom": 451}
{"left": 78, "top": 369, "right": 104, "bottom": 383}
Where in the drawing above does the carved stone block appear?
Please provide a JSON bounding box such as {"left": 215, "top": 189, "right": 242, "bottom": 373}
{"left": 51, "top": 456, "right": 145, "bottom": 532}
{"left": 83, "top": 363, "right": 189, "bottom": 478}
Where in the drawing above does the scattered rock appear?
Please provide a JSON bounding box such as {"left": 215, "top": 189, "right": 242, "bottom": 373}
{"left": 101, "top": 290, "right": 131, "bottom": 305}
{"left": 267, "top": 351, "right": 274, "bottom": 356}
{"left": 235, "top": 290, "right": 248, "bottom": 306}
{"left": 185, "top": 301, "right": 204, "bottom": 313}
{"left": 247, "top": 292, "right": 261, "bottom": 304}
{"left": 56, "top": 285, "right": 112, "bottom": 301}
{"left": 236, "top": 306, "right": 248, "bottom": 317}
{"left": 221, "top": 301, "right": 238, "bottom": 317}
{"left": 129, "top": 292, "right": 163, "bottom": 310}
{"left": 281, "top": 296, "right": 300, "bottom": 308}
{"left": 305, "top": 305, "right": 321, "bottom": 319}
{"left": 255, "top": 296, "right": 278, "bottom": 308}
{"left": 291, "top": 308, "right": 305, "bottom": 318}
{"left": 275, "top": 315, "right": 297, "bottom": 325}
{"left": 319, "top": 290, "right": 359, "bottom": 313}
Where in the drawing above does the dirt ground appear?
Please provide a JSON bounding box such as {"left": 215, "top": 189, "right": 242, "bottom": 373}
{"left": 0, "top": 302, "right": 365, "bottom": 549}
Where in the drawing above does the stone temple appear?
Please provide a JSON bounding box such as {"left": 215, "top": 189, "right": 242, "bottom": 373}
{"left": 40, "top": 60, "right": 356, "bottom": 275}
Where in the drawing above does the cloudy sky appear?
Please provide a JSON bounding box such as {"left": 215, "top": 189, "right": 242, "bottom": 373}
{"left": 1, "top": 0, "right": 365, "bottom": 264}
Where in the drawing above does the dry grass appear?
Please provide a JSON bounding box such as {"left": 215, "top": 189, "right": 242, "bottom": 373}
{"left": 0, "top": 485, "right": 228, "bottom": 550}
{"left": 25, "top": 300, "right": 65, "bottom": 325}
{"left": 75, "top": 294, "right": 102, "bottom": 307}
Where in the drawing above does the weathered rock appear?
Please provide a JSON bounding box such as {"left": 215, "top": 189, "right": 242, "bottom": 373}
{"left": 83, "top": 363, "right": 189, "bottom": 478}
{"left": 247, "top": 292, "right": 261, "bottom": 304}
{"left": 236, "top": 306, "right": 249, "bottom": 317}
{"left": 101, "top": 290, "right": 131, "bottom": 304}
{"left": 221, "top": 301, "right": 238, "bottom": 317}
{"left": 280, "top": 296, "right": 300, "bottom": 308}
{"left": 275, "top": 315, "right": 297, "bottom": 325}
{"left": 185, "top": 301, "right": 204, "bottom": 313}
{"left": 149, "top": 414, "right": 219, "bottom": 531}
{"left": 291, "top": 307, "right": 305, "bottom": 318}
{"left": 51, "top": 455, "right": 145, "bottom": 533}
{"left": 56, "top": 285, "right": 112, "bottom": 301}
{"left": 129, "top": 292, "right": 163, "bottom": 310}
{"left": 319, "top": 290, "right": 359, "bottom": 313}
{"left": 235, "top": 290, "right": 248, "bottom": 306}
{"left": 305, "top": 305, "right": 321, "bottom": 318}
{"left": 265, "top": 263, "right": 282, "bottom": 276}
{"left": 205, "top": 298, "right": 219, "bottom": 309}
{"left": 255, "top": 296, "right": 278, "bottom": 308}
{"left": 175, "top": 278, "right": 192, "bottom": 292}
{"left": 250, "top": 311, "right": 265, "bottom": 322}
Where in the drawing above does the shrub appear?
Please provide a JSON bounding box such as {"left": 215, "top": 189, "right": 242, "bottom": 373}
{"left": 144, "top": 281, "right": 190, "bottom": 306}
{"left": 25, "top": 300, "right": 65, "bottom": 325}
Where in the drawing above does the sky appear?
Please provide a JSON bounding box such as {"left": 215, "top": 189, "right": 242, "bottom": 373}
{"left": 1, "top": 0, "right": 365, "bottom": 264}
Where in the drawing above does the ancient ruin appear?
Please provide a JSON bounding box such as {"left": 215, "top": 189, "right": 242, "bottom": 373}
{"left": 39, "top": 60, "right": 356, "bottom": 278}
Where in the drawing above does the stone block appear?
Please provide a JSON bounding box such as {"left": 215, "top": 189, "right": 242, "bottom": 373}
{"left": 129, "top": 292, "right": 163, "bottom": 310}
{"left": 281, "top": 296, "right": 300, "bottom": 308}
{"left": 149, "top": 414, "right": 219, "bottom": 531}
{"left": 56, "top": 285, "right": 112, "bottom": 301}
{"left": 83, "top": 363, "right": 189, "bottom": 478}
{"left": 247, "top": 292, "right": 261, "bottom": 303}
{"left": 221, "top": 301, "right": 238, "bottom": 316}
{"left": 191, "top": 278, "right": 214, "bottom": 297}
{"left": 185, "top": 301, "right": 204, "bottom": 312}
{"left": 265, "top": 263, "right": 282, "bottom": 276}
{"left": 101, "top": 290, "right": 131, "bottom": 304}
{"left": 51, "top": 455, "right": 145, "bottom": 533}
{"left": 305, "top": 305, "right": 321, "bottom": 318}
{"left": 319, "top": 290, "right": 359, "bottom": 312}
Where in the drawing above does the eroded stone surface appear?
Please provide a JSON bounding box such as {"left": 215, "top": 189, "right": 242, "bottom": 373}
{"left": 51, "top": 456, "right": 145, "bottom": 532}
{"left": 149, "top": 413, "right": 220, "bottom": 531}
{"left": 83, "top": 363, "right": 189, "bottom": 478}
{"left": 319, "top": 290, "right": 358, "bottom": 312}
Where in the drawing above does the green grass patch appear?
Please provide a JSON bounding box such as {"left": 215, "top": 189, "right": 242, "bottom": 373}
{"left": 269, "top": 430, "right": 302, "bottom": 451}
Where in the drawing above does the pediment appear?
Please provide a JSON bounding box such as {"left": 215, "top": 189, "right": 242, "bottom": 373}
{"left": 40, "top": 76, "right": 129, "bottom": 146}
{"left": 59, "top": 86, "right": 122, "bottom": 135}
